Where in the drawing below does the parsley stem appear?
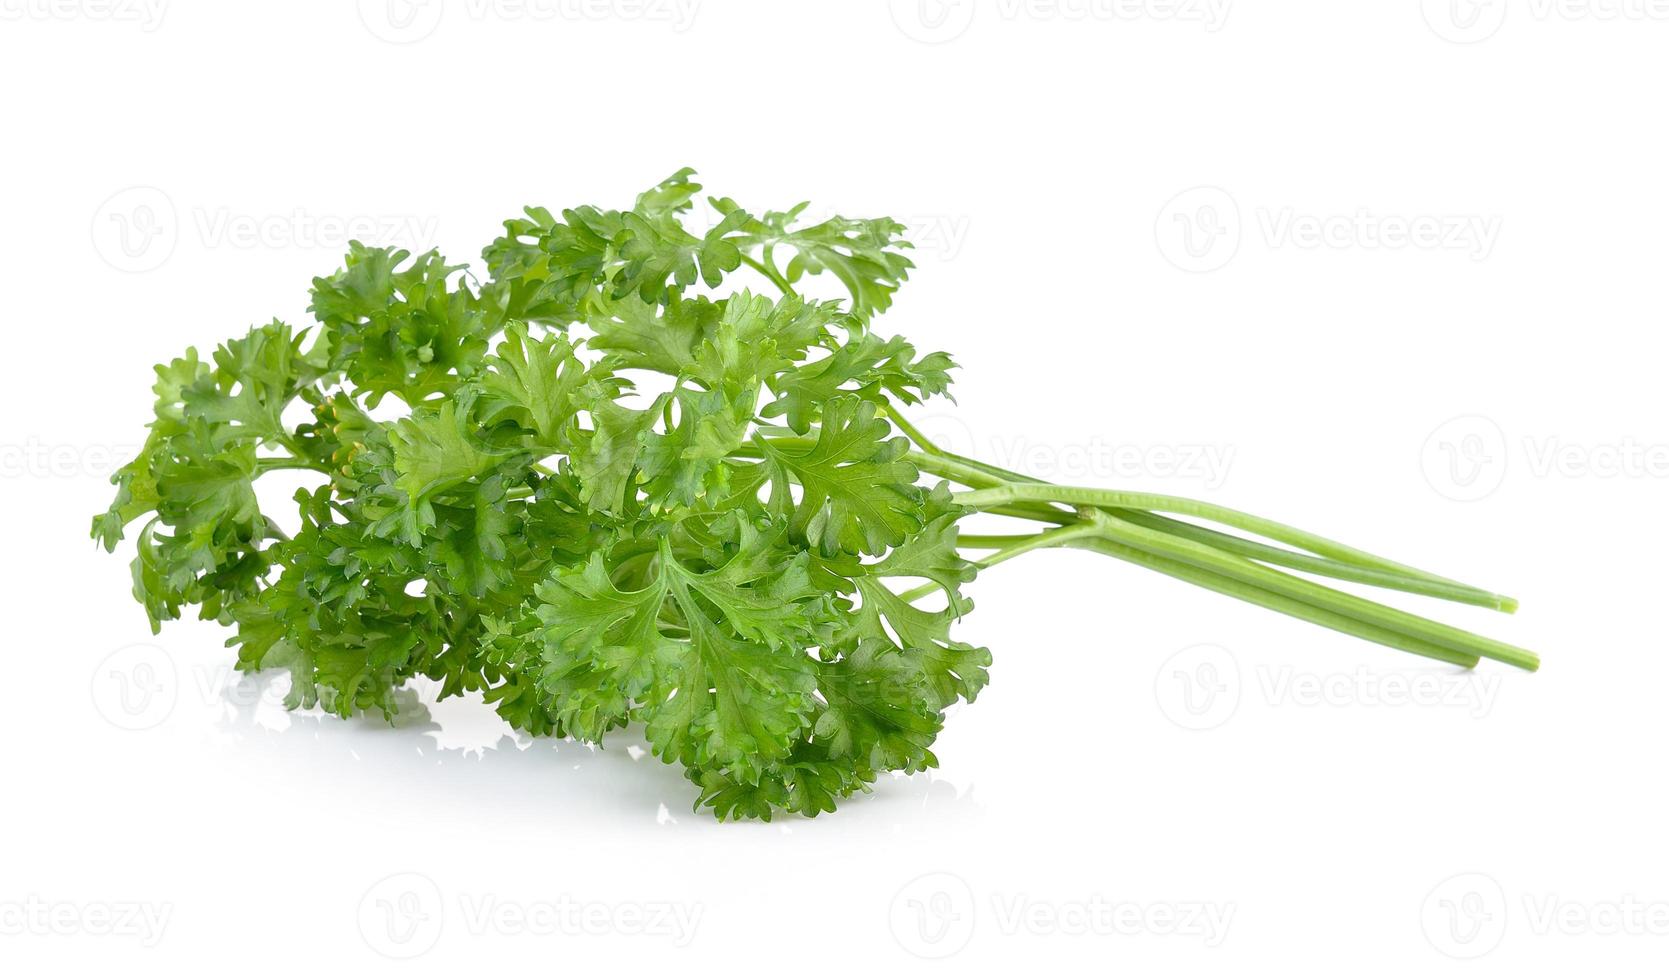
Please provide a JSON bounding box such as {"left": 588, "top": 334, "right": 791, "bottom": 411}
{"left": 740, "top": 253, "right": 794, "bottom": 296}
{"left": 953, "top": 483, "right": 1488, "bottom": 595}
{"left": 958, "top": 519, "right": 1503, "bottom": 609}
{"left": 884, "top": 405, "right": 945, "bottom": 456}
{"left": 896, "top": 524, "right": 1100, "bottom": 603}
{"left": 1107, "top": 509, "right": 1511, "bottom": 611}
{"left": 905, "top": 518, "right": 1496, "bottom": 668}
{"left": 970, "top": 523, "right": 1101, "bottom": 569}
{"left": 891, "top": 419, "right": 1511, "bottom": 606}
{"left": 255, "top": 457, "right": 327, "bottom": 474}
{"left": 1066, "top": 537, "right": 1481, "bottom": 670}
{"left": 903, "top": 448, "right": 1510, "bottom": 605}
{"left": 956, "top": 533, "right": 1045, "bottom": 549}
{"left": 1068, "top": 507, "right": 1537, "bottom": 671}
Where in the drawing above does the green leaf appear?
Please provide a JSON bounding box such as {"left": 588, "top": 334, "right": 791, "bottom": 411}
{"left": 473, "top": 323, "right": 588, "bottom": 448}
{"left": 309, "top": 244, "right": 503, "bottom": 406}
{"left": 638, "top": 387, "right": 752, "bottom": 507}
{"left": 692, "top": 290, "right": 840, "bottom": 395}
{"left": 758, "top": 395, "right": 924, "bottom": 556}
{"left": 614, "top": 206, "right": 749, "bottom": 303}
{"left": 586, "top": 293, "right": 713, "bottom": 377}
{"left": 535, "top": 530, "right": 823, "bottom": 781}
{"left": 722, "top": 200, "right": 914, "bottom": 319}
{"left": 389, "top": 397, "right": 501, "bottom": 502}
{"left": 765, "top": 331, "right": 954, "bottom": 434}
{"left": 813, "top": 639, "right": 941, "bottom": 772}
{"left": 571, "top": 395, "right": 661, "bottom": 514}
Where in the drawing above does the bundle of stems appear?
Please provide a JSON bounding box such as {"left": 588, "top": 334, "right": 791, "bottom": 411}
{"left": 880, "top": 408, "right": 1538, "bottom": 672}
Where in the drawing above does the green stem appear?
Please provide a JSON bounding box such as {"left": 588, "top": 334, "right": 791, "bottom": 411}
{"left": 900, "top": 429, "right": 1491, "bottom": 593}
{"left": 255, "top": 457, "right": 328, "bottom": 475}
{"left": 904, "top": 504, "right": 1532, "bottom": 669}
{"left": 740, "top": 253, "right": 794, "bottom": 297}
{"left": 900, "top": 521, "right": 1488, "bottom": 668}
{"left": 1067, "top": 508, "right": 1538, "bottom": 671}
{"left": 956, "top": 533, "right": 1047, "bottom": 549}
{"left": 1068, "top": 537, "right": 1481, "bottom": 669}
{"left": 971, "top": 523, "right": 1102, "bottom": 570}
{"left": 957, "top": 519, "right": 1501, "bottom": 609}
{"left": 1111, "top": 509, "right": 1513, "bottom": 611}
{"left": 954, "top": 482, "right": 1489, "bottom": 596}
{"left": 903, "top": 448, "right": 1508, "bottom": 606}
{"left": 896, "top": 524, "right": 1101, "bottom": 603}
{"left": 884, "top": 405, "right": 945, "bottom": 457}
{"left": 907, "top": 449, "right": 1004, "bottom": 490}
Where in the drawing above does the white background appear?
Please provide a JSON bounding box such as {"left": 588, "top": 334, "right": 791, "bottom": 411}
{"left": 3, "top": 0, "right": 1665, "bottom": 975}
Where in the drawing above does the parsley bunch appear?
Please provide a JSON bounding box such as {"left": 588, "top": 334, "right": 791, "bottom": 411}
{"left": 93, "top": 170, "right": 1539, "bottom": 819}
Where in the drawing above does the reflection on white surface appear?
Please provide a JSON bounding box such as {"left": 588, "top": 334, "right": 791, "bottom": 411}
{"left": 205, "top": 669, "right": 978, "bottom": 828}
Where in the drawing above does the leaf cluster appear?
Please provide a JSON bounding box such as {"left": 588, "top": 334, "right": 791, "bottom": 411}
{"left": 94, "top": 170, "right": 981, "bottom": 819}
